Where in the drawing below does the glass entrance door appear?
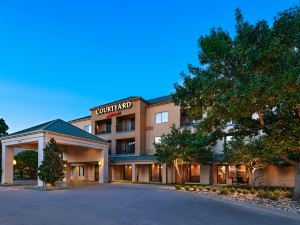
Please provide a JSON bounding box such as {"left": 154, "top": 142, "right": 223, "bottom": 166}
{"left": 217, "top": 165, "right": 227, "bottom": 184}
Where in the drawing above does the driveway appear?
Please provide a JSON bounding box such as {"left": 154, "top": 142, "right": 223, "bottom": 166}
{"left": 0, "top": 183, "right": 299, "bottom": 225}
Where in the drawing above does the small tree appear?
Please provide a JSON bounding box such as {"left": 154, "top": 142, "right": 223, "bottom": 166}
{"left": 0, "top": 118, "right": 9, "bottom": 182}
{"left": 15, "top": 150, "right": 38, "bottom": 179}
{"left": 154, "top": 125, "right": 215, "bottom": 184}
{"left": 38, "top": 138, "right": 66, "bottom": 186}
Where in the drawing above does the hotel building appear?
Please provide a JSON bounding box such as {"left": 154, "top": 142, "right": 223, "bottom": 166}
{"left": 1, "top": 95, "right": 296, "bottom": 187}
{"left": 69, "top": 95, "right": 296, "bottom": 187}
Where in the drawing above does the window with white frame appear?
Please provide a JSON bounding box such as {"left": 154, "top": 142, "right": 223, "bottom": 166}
{"left": 155, "top": 112, "right": 168, "bottom": 124}
{"left": 84, "top": 125, "right": 91, "bottom": 133}
{"left": 154, "top": 136, "right": 161, "bottom": 144}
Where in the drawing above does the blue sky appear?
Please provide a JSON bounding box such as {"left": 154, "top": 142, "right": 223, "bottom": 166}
{"left": 0, "top": 0, "right": 298, "bottom": 133}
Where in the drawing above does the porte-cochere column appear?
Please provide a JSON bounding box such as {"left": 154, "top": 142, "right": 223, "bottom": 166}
{"left": 37, "top": 135, "right": 45, "bottom": 187}
{"left": 1, "top": 144, "right": 14, "bottom": 184}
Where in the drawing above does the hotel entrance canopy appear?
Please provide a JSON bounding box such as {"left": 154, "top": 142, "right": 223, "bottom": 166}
{"left": 1, "top": 119, "right": 110, "bottom": 186}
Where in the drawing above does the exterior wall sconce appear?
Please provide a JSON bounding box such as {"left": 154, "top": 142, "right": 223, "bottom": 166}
{"left": 13, "top": 159, "right": 17, "bottom": 166}
{"left": 98, "top": 160, "right": 103, "bottom": 167}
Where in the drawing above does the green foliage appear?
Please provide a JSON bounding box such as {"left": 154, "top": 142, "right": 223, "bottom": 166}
{"left": 237, "top": 188, "right": 243, "bottom": 194}
{"left": 192, "top": 185, "right": 198, "bottom": 191}
{"left": 206, "top": 186, "right": 211, "bottom": 191}
{"left": 173, "top": 6, "right": 300, "bottom": 200}
{"left": 242, "top": 189, "right": 250, "bottom": 194}
{"left": 219, "top": 187, "right": 229, "bottom": 195}
{"left": 15, "top": 150, "right": 38, "bottom": 179}
{"left": 0, "top": 118, "right": 9, "bottom": 182}
{"left": 212, "top": 187, "right": 218, "bottom": 192}
{"left": 175, "top": 185, "right": 182, "bottom": 190}
{"left": 198, "top": 186, "right": 204, "bottom": 191}
{"left": 257, "top": 190, "right": 266, "bottom": 198}
{"left": 184, "top": 186, "right": 190, "bottom": 191}
{"left": 266, "top": 191, "right": 279, "bottom": 201}
{"left": 284, "top": 190, "right": 293, "bottom": 198}
{"left": 38, "top": 138, "right": 66, "bottom": 186}
{"left": 228, "top": 187, "right": 236, "bottom": 193}
{"left": 250, "top": 189, "right": 257, "bottom": 194}
{"left": 155, "top": 125, "right": 214, "bottom": 165}
{"left": 154, "top": 125, "right": 214, "bottom": 184}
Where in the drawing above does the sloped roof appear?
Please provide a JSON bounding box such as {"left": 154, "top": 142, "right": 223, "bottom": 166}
{"left": 69, "top": 115, "right": 91, "bottom": 123}
{"left": 146, "top": 95, "right": 172, "bottom": 105}
{"left": 7, "top": 119, "right": 107, "bottom": 143}
{"left": 109, "top": 155, "right": 157, "bottom": 163}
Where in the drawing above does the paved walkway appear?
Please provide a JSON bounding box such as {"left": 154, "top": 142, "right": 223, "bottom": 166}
{"left": 0, "top": 183, "right": 299, "bottom": 225}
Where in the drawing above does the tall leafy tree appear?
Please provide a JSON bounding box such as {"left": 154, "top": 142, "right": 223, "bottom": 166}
{"left": 0, "top": 118, "right": 9, "bottom": 182}
{"left": 38, "top": 138, "right": 66, "bottom": 186}
{"left": 15, "top": 150, "right": 38, "bottom": 179}
{"left": 173, "top": 6, "right": 300, "bottom": 199}
{"left": 154, "top": 125, "right": 215, "bottom": 184}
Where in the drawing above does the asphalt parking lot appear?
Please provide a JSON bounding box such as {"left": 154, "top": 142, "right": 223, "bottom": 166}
{"left": 0, "top": 183, "right": 299, "bottom": 225}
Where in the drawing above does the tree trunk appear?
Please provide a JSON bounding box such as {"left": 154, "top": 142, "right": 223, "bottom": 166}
{"left": 292, "top": 162, "right": 300, "bottom": 201}
{"left": 257, "top": 110, "right": 264, "bottom": 128}
{"left": 174, "top": 160, "right": 184, "bottom": 185}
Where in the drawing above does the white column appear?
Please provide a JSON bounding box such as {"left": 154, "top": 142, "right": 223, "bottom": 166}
{"left": 131, "top": 163, "right": 136, "bottom": 182}
{"left": 162, "top": 163, "right": 167, "bottom": 184}
{"left": 99, "top": 149, "right": 108, "bottom": 183}
{"left": 1, "top": 144, "right": 14, "bottom": 184}
{"left": 37, "top": 136, "right": 45, "bottom": 187}
{"left": 200, "top": 164, "right": 211, "bottom": 185}
{"left": 63, "top": 152, "right": 66, "bottom": 182}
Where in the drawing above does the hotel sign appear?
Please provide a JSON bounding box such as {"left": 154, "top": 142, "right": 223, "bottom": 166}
{"left": 95, "top": 101, "right": 133, "bottom": 115}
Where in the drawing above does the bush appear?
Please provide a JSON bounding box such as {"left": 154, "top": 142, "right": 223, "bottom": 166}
{"left": 206, "top": 186, "right": 211, "bottom": 191}
{"left": 184, "top": 186, "right": 191, "bottom": 191}
{"left": 198, "top": 186, "right": 204, "bottom": 191}
{"left": 175, "top": 185, "right": 181, "bottom": 190}
{"left": 228, "top": 187, "right": 236, "bottom": 194}
{"left": 273, "top": 190, "right": 282, "bottom": 198}
{"left": 242, "top": 189, "right": 250, "bottom": 194}
{"left": 219, "top": 188, "right": 229, "bottom": 195}
{"left": 266, "top": 191, "right": 279, "bottom": 201}
{"left": 237, "top": 188, "right": 243, "bottom": 194}
{"left": 250, "top": 189, "right": 257, "bottom": 195}
{"left": 192, "top": 185, "right": 198, "bottom": 191}
{"left": 257, "top": 190, "right": 267, "bottom": 198}
{"left": 283, "top": 190, "right": 293, "bottom": 198}
{"left": 212, "top": 187, "right": 218, "bottom": 192}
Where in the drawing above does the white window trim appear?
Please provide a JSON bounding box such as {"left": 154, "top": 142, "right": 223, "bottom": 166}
{"left": 155, "top": 112, "right": 169, "bottom": 124}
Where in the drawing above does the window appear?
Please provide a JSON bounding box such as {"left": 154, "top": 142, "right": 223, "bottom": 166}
{"left": 116, "top": 139, "right": 135, "bottom": 154}
{"left": 154, "top": 136, "right": 161, "bottom": 144}
{"left": 155, "top": 112, "right": 168, "bottom": 124}
{"left": 79, "top": 166, "right": 84, "bottom": 177}
{"left": 84, "top": 125, "right": 91, "bottom": 133}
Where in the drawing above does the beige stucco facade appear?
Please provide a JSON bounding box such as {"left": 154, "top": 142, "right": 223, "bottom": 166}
{"left": 67, "top": 95, "right": 297, "bottom": 187}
